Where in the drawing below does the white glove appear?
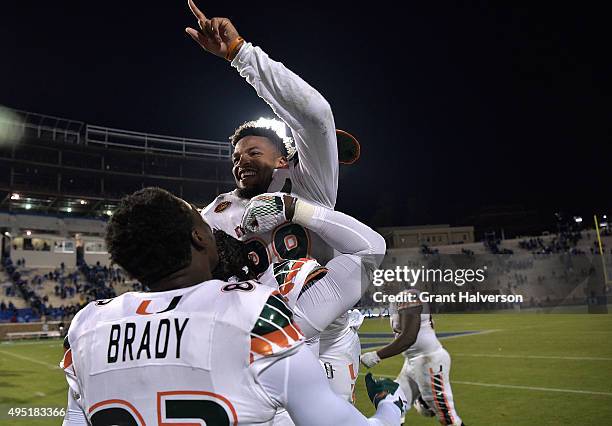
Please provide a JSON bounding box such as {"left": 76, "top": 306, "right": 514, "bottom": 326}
{"left": 348, "top": 309, "right": 365, "bottom": 331}
{"left": 360, "top": 351, "right": 382, "bottom": 368}
{"left": 240, "top": 193, "right": 294, "bottom": 234}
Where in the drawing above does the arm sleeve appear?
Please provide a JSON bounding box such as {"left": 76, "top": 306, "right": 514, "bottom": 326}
{"left": 231, "top": 43, "right": 338, "bottom": 208}
{"left": 62, "top": 388, "right": 88, "bottom": 426}
{"left": 294, "top": 201, "right": 386, "bottom": 265}
{"left": 291, "top": 202, "right": 386, "bottom": 335}
{"left": 258, "top": 344, "right": 402, "bottom": 426}
{"left": 61, "top": 349, "right": 88, "bottom": 426}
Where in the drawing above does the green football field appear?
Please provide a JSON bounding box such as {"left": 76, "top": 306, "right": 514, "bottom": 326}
{"left": 1, "top": 313, "right": 611, "bottom": 425}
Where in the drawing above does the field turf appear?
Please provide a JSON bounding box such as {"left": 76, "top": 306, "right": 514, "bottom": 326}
{"left": 1, "top": 313, "right": 611, "bottom": 425}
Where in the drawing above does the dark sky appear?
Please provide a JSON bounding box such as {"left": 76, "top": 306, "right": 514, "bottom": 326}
{"left": 1, "top": 1, "right": 610, "bottom": 228}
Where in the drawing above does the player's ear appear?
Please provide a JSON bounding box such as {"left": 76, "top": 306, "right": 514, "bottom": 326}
{"left": 275, "top": 155, "right": 287, "bottom": 168}
{"left": 191, "top": 229, "right": 207, "bottom": 251}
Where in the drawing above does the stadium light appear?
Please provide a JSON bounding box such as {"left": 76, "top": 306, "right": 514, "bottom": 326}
{"left": 26, "top": 230, "right": 31, "bottom": 236}
{"left": 255, "top": 117, "right": 287, "bottom": 139}
{"left": 10, "top": 193, "right": 20, "bottom": 200}
{"left": 25, "top": 203, "right": 31, "bottom": 210}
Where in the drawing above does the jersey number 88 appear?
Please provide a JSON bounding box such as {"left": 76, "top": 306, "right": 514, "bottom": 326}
{"left": 244, "top": 223, "right": 309, "bottom": 275}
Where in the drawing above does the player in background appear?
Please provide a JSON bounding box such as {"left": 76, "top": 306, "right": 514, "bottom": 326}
{"left": 186, "top": 0, "right": 363, "bottom": 406}
{"left": 60, "top": 188, "right": 405, "bottom": 426}
{"left": 360, "top": 289, "right": 465, "bottom": 426}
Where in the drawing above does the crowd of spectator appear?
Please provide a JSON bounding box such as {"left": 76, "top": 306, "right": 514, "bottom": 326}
{"left": 519, "top": 230, "right": 582, "bottom": 255}
{"left": 484, "top": 237, "right": 514, "bottom": 254}
{"left": 0, "top": 255, "right": 141, "bottom": 323}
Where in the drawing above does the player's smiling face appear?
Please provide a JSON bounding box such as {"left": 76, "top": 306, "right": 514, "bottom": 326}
{"left": 232, "top": 136, "right": 287, "bottom": 198}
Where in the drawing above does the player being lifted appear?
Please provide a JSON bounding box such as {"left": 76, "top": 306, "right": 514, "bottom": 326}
{"left": 360, "top": 289, "right": 466, "bottom": 426}
{"left": 236, "top": 192, "right": 384, "bottom": 340}
{"left": 61, "top": 188, "right": 405, "bottom": 426}
{"left": 186, "top": 0, "right": 364, "bottom": 408}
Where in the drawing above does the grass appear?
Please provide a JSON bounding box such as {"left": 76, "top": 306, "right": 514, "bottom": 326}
{"left": 355, "top": 313, "right": 612, "bottom": 425}
{"left": 1, "top": 313, "right": 611, "bottom": 425}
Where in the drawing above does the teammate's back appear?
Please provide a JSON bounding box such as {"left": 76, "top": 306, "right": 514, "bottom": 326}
{"left": 64, "top": 280, "right": 294, "bottom": 425}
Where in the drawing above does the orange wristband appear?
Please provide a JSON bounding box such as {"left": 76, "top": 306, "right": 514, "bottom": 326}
{"left": 226, "top": 36, "right": 245, "bottom": 61}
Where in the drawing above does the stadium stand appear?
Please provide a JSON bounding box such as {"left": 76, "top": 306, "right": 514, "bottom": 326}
{"left": 0, "top": 107, "right": 236, "bottom": 330}
{"left": 0, "top": 107, "right": 234, "bottom": 216}
{"left": 359, "top": 230, "right": 612, "bottom": 315}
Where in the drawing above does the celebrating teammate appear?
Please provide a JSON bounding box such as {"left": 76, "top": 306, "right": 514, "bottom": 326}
{"left": 360, "top": 289, "right": 465, "bottom": 426}
{"left": 186, "top": 0, "right": 363, "bottom": 409}
{"left": 60, "top": 188, "right": 405, "bottom": 426}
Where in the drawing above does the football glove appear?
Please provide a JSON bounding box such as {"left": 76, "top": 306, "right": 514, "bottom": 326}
{"left": 360, "top": 351, "right": 382, "bottom": 368}
{"left": 414, "top": 395, "right": 436, "bottom": 418}
{"left": 365, "top": 373, "right": 408, "bottom": 414}
{"left": 241, "top": 193, "right": 294, "bottom": 234}
{"left": 348, "top": 309, "right": 365, "bottom": 331}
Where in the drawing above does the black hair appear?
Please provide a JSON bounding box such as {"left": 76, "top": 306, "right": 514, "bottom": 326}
{"left": 105, "top": 187, "right": 194, "bottom": 286}
{"left": 229, "top": 121, "right": 288, "bottom": 157}
{"left": 211, "top": 229, "right": 254, "bottom": 281}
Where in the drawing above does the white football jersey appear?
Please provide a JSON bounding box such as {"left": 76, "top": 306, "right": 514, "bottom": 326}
{"left": 389, "top": 289, "right": 442, "bottom": 359}
{"left": 203, "top": 184, "right": 334, "bottom": 278}
{"left": 61, "top": 280, "right": 303, "bottom": 425}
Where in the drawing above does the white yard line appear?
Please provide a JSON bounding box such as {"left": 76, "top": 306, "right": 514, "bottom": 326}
{"left": 438, "top": 329, "right": 500, "bottom": 341}
{"left": 361, "top": 329, "right": 499, "bottom": 352}
{"left": 0, "top": 349, "right": 59, "bottom": 369}
{"left": 453, "top": 353, "right": 612, "bottom": 361}
{"left": 358, "top": 373, "right": 612, "bottom": 397}
{"left": 452, "top": 381, "right": 612, "bottom": 397}
{"left": 1, "top": 339, "right": 62, "bottom": 347}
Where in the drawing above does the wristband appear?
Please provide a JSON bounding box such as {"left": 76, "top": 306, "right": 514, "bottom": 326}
{"left": 292, "top": 199, "right": 316, "bottom": 227}
{"left": 226, "top": 36, "right": 245, "bottom": 61}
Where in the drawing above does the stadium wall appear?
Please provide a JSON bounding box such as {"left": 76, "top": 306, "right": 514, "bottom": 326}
{"left": 0, "top": 321, "right": 63, "bottom": 340}
{"left": 11, "top": 248, "right": 76, "bottom": 268}
{"left": 0, "top": 212, "right": 107, "bottom": 236}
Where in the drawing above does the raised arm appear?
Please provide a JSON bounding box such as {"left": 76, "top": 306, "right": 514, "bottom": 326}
{"left": 185, "top": 0, "right": 338, "bottom": 207}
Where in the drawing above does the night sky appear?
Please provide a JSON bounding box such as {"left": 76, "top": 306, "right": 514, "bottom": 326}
{"left": 2, "top": 1, "right": 609, "bottom": 230}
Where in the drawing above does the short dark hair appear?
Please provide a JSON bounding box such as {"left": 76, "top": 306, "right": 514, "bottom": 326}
{"left": 229, "top": 121, "right": 288, "bottom": 157}
{"left": 212, "top": 229, "right": 252, "bottom": 281}
{"left": 105, "top": 187, "right": 194, "bottom": 286}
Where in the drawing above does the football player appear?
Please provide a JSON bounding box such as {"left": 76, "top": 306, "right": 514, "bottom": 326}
{"left": 360, "top": 289, "right": 465, "bottom": 426}
{"left": 186, "top": 0, "right": 364, "bottom": 409}
{"left": 60, "top": 188, "right": 405, "bottom": 426}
